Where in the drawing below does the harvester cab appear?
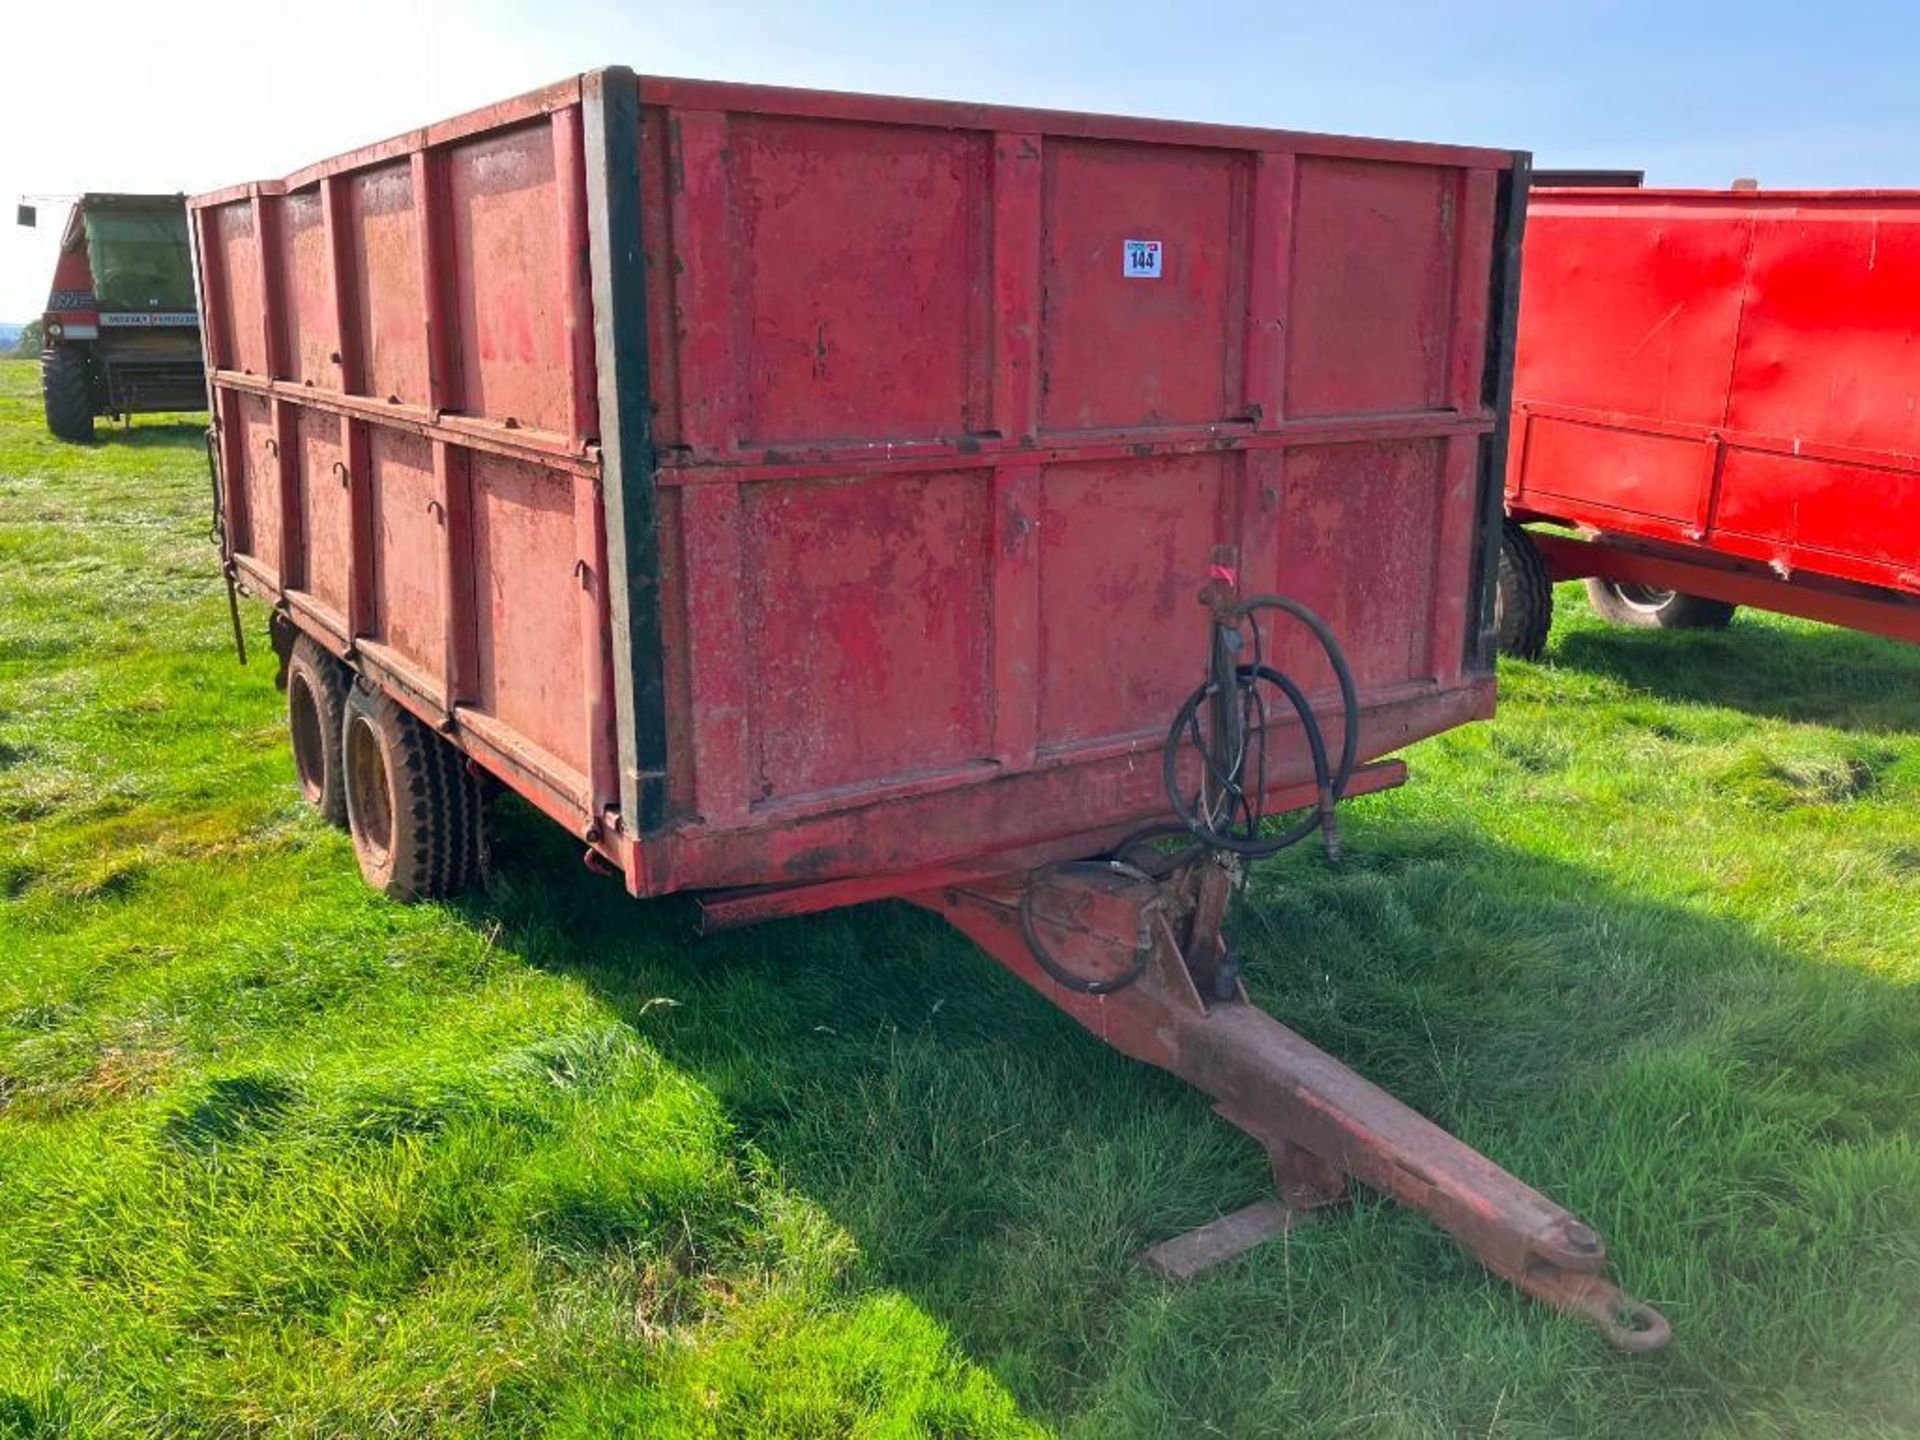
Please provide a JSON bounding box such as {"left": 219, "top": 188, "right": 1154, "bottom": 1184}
{"left": 20, "top": 193, "right": 205, "bottom": 440}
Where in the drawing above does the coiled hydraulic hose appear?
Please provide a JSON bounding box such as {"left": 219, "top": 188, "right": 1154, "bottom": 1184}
{"left": 1162, "top": 594, "right": 1359, "bottom": 857}
{"left": 1020, "top": 591, "right": 1359, "bottom": 995}
{"left": 1017, "top": 857, "right": 1161, "bottom": 996}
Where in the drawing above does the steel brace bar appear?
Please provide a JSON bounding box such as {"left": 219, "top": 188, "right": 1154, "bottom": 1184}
{"left": 912, "top": 865, "right": 1672, "bottom": 1352}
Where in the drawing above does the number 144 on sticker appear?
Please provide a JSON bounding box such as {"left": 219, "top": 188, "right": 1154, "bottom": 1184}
{"left": 1123, "top": 239, "right": 1163, "bottom": 278}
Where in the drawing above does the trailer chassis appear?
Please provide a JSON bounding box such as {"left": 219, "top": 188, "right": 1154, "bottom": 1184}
{"left": 1526, "top": 525, "right": 1920, "bottom": 646}
{"left": 702, "top": 767, "right": 1670, "bottom": 1352}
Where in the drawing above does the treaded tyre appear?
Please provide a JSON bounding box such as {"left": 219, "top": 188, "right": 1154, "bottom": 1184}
{"left": 286, "top": 636, "right": 351, "bottom": 827}
{"left": 42, "top": 346, "right": 95, "bottom": 443}
{"left": 1495, "top": 521, "right": 1553, "bottom": 660}
{"left": 340, "top": 683, "right": 485, "bottom": 901}
{"left": 1585, "top": 577, "right": 1736, "bottom": 632}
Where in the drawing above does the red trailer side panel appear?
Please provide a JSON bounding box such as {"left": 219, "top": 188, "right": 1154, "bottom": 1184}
{"left": 197, "top": 81, "right": 612, "bottom": 836}
{"left": 1510, "top": 189, "right": 1920, "bottom": 598}
{"left": 193, "top": 71, "right": 1524, "bottom": 898}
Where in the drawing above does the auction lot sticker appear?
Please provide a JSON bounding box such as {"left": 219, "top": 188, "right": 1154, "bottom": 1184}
{"left": 1123, "top": 239, "right": 1163, "bottom": 278}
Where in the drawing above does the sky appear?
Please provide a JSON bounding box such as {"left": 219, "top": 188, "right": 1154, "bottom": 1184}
{"left": 6, "top": 0, "right": 1920, "bottom": 321}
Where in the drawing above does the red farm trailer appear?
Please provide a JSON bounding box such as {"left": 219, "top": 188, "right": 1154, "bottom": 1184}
{"left": 1500, "top": 186, "right": 1920, "bottom": 655}
{"left": 188, "top": 70, "right": 1666, "bottom": 1349}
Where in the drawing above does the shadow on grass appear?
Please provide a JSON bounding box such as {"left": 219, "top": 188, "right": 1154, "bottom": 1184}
{"left": 162, "top": 1071, "right": 301, "bottom": 1154}
{"left": 457, "top": 792, "right": 1920, "bottom": 1433}
{"left": 83, "top": 418, "right": 206, "bottom": 451}
{"left": 1551, "top": 610, "right": 1920, "bottom": 735}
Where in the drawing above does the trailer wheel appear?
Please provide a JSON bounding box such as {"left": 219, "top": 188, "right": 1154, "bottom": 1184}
{"left": 1585, "top": 579, "right": 1737, "bottom": 632}
{"left": 42, "top": 346, "right": 95, "bottom": 443}
{"left": 1495, "top": 521, "right": 1553, "bottom": 659}
{"left": 340, "top": 684, "right": 485, "bottom": 901}
{"left": 286, "top": 636, "right": 350, "bottom": 827}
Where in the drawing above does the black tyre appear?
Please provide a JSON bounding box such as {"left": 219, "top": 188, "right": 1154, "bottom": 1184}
{"left": 340, "top": 684, "right": 485, "bottom": 901}
{"left": 1495, "top": 521, "right": 1553, "bottom": 660}
{"left": 1584, "top": 578, "right": 1736, "bottom": 632}
{"left": 42, "top": 346, "right": 95, "bottom": 443}
{"left": 286, "top": 636, "right": 351, "bottom": 827}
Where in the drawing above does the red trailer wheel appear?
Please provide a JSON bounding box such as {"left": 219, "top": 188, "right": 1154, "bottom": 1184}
{"left": 286, "top": 637, "right": 350, "bottom": 827}
{"left": 1585, "top": 577, "right": 1736, "bottom": 632}
{"left": 340, "top": 685, "right": 484, "bottom": 901}
{"left": 1496, "top": 521, "right": 1553, "bottom": 659}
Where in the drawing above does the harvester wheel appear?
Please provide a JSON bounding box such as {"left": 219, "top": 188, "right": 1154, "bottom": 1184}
{"left": 1495, "top": 521, "right": 1553, "bottom": 659}
{"left": 286, "top": 636, "right": 350, "bottom": 827}
{"left": 1585, "top": 578, "right": 1736, "bottom": 632}
{"left": 340, "top": 684, "right": 485, "bottom": 901}
{"left": 42, "top": 346, "right": 95, "bottom": 443}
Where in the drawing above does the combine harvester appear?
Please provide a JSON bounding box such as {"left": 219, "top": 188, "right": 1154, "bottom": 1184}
{"left": 1500, "top": 182, "right": 1920, "bottom": 654}
{"left": 18, "top": 193, "right": 205, "bottom": 441}
{"left": 188, "top": 69, "right": 1668, "bottom": 1350}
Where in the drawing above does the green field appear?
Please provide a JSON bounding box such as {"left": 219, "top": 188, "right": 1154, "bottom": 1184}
{"left": 1, "top": 354, "right": 1916, "bottom": 1437}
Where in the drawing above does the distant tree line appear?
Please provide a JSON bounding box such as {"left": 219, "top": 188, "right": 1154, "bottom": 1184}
{"left": 10, "top": 320, "right": 42, "bottom": 357}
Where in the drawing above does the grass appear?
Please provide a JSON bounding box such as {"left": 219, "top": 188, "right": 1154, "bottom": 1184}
{"left": 0, "top": 351, "right": 1916, "bottom": 1436}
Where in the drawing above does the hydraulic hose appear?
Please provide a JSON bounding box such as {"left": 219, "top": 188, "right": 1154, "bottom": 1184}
{"left": 1020, "top": 589, "right": 1359, "bottom": 994}
{"left": 1162, "top": 594, "right": 1360, "bottom": 857}
{"left": 1017, "top": 858, "right": 1160, "bottom": 995}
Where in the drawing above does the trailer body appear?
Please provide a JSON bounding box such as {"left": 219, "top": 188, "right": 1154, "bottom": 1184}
{"left": 192, "top": 71, "right": 1520, "bottom": 894}
{"left": 1506, "top": 187, "right": 1920, "bottom": 644}
{"left": 188, "top": 73, "right": 1675, "bottom": 1346}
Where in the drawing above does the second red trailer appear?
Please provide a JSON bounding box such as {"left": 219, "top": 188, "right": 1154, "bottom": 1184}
{"left": 1500, "top": 186, "right": 1920, "bottom": 654}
